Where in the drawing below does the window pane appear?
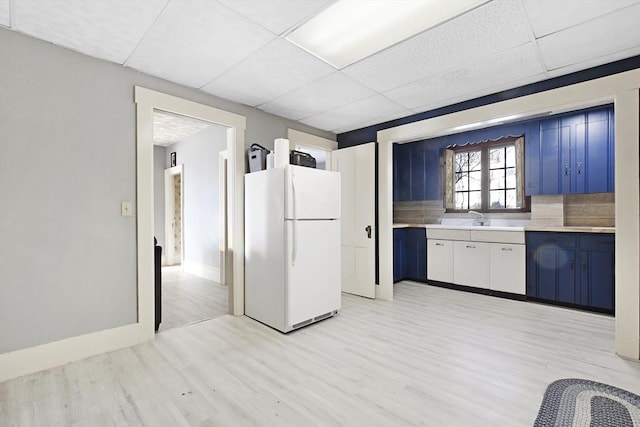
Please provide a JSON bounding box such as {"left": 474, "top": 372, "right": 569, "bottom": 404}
{"left": 506, "top": 189, "right": 517, "bottom": 208}
{"left": 506, "top": 167, "right": 516, "bottom": 188}
{"left": 490, "top": 169, "right": 505, "bottom": 189}
{"left": 455, "top": 172, "right": 467, "bottom": 191}
{"left": 468, "top": 150, "right": 482, "bottom": 171}
{"left": 506, "top": 145, "right": 516, "bottom": 168}
{"left": 469, "top": 171, "right": 482, "bottom": 190}
{"left": 455, "top": 152, "right": 467, "bottom": 173}
{"left": 489, "top": 147, "right": 504, "bottom": 169}
{"left": 469, "top": 191, "right": 482, "bottom": 209}
{"left": 455, "top": 192, "right": 467, "bottom": 209}
{"left": 490, "top": 190, "right": 505, "bottom": 208}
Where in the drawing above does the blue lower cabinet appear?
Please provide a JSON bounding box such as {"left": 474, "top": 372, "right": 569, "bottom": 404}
{"left": 526, "top": 232, "right": 614, "bottom": 313}
{"left": 393, "top": 229, "right": 406, "bottom": 282}
{"left": 394, "top": 227, "right": 427, "bottom": 283}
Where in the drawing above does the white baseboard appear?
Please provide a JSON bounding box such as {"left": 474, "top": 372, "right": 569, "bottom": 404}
{"left": 183, "top": 261, "right": 220, "bottom": 282}
{"left": 0, "top": 322, "right": 153, "bottom": 382}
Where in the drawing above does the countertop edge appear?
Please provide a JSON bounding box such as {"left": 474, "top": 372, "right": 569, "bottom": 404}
{"left": 393, "top": 224, "right": 615, "bottom": 234}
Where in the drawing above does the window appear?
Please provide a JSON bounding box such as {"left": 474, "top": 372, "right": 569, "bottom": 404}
{"left": 445, "top": 136, "right": 526, "bottom": 212}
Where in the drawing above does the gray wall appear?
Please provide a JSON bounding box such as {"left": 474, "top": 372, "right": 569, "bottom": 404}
{"left": 0, "top": 27, "right": 334, "bottom": 353}
{"left": 153, "top": 146, "right": 166, "bottom": 249}
{"left": 167, "top": 125, "right": 227, "bottom": 270}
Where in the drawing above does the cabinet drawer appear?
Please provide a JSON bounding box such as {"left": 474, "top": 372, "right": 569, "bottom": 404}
{"left": 578, "top": 234, "right": 614, "bottom": 251}
{"left": 526, "top": 232, "right": 576, "bottom": 248}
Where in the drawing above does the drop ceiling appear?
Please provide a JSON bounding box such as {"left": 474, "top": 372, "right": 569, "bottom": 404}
{"left": 2, "top": 0, "right": 638, "bottom": 135}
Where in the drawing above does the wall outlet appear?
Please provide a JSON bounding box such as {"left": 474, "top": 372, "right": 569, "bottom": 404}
{"left": 121, "top": 201, "right": 132, "bottom": 217}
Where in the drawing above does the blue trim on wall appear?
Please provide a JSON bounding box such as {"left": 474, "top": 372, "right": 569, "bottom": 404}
{"left": 337, "top": 55, "right": 640, "bottom": 147}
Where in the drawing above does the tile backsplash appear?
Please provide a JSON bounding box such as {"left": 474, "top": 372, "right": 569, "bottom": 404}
{"left": 563, "top": 193, "right": 614, "bottom": 227}
{"left": 394, "top": 193, "right": 614, "bottom": 227}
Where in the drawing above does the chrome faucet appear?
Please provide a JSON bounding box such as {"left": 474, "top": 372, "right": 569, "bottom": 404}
{"left": 468, "top": 210, "right": 489, "bottom": 226}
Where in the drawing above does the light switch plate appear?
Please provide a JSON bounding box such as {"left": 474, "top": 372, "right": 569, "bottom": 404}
{"left": 121, "top": 201, "right": 132, "bottom": 217}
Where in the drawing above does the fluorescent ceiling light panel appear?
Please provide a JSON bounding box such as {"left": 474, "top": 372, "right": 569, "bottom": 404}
{"left": 286, "top": 0, "right": 488, "bottom": 69}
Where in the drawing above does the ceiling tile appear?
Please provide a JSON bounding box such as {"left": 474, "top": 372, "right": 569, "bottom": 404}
{"left": 342, "top": 0, "right": 532, "bottom": 93}
{"left": 547, "top": 45, "right": 640, "bottom": 78}
{"left": 0, "top": 0, "right": 10, "bottom": 28}
{"left": 300, "top": 95, "right": 409, "bottom": 132}
{"left": 11, "top": 0, "right": 168, "bottom": 63}
{"left": 257, "top": 72, "right": 375, "bottom": 121}
{"left": 201, "top": 38, "right": 335, "bottom": 107}
{"left": 219, "top": 0, "right": 332, "bottom": 35}
{"left": 411, "top": 72, "right": 547, "bottom": 116}
{"left": 537, "top": 4, "right": 640, "bottom": 71}
{"left": 523, "top": 0, "right": 638, "bottom": 38}
{"left": 333, "top": 111, "right": 413, "bottom": 135}
{"left": 153, "top": 111, "right": 213, "bottom": 146}
{"left": 385, "top": 43, "right": 545, "bottom": 110}
{"left": 125, "top": 1, "right": 275, "bottom": 88}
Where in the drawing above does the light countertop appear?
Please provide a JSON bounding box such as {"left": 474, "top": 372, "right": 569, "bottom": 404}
{"left": 393, "top": 223, "right": 615, "bottom": 234}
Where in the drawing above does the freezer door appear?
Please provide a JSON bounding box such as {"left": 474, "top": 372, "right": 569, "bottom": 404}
{"left": 285, "top": 165, "right": 340, "bottom": 220}
{"left": 286, "top": 220, "right": 341, "bottom": 328}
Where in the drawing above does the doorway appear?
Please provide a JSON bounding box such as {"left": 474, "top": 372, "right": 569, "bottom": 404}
{"left": 153, "top": 109, "right": 230, "bottom": 331}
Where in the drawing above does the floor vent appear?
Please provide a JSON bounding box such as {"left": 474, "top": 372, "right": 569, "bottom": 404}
{"left": 292, "top": 319, "right": 313, "bottom": 329}
{"left": 314, "top": 312, "right": 333, "bottom": 322}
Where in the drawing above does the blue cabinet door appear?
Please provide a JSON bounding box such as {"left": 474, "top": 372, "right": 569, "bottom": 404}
{"left": 395, "top": 144, "right": 412, "bottom": 201}
{"left": 539, "top": 119, "right": 563, "bottom": 194}
{"left": 393, "top": 229, "right": 406, "bottom": 282}
{"left": 535, "top": 106, "right": 614, "bottom": 195}
{"left": 584, "top": 110, "right": 610, "bottom": 193}
{"left": 526, "top": 232, "right": 576, "bottom": 302}
{"left": 578, "top": 234, "right": 615, "bottom": 311}
{"left": 404, "top": 228, "right": 427, "bottom": 282}
{"left": 410, "top": 142, "right": 426, "bottom": 201}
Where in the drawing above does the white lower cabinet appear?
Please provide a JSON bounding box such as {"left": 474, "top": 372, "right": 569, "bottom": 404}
{"left": 490, "top": 243, "right": 525, "bottom": 294}
{"left": 453, "top": 241, "right": 491, "bottom": 288}
{"left": 427, "top": 239, "right": 453, "bottom": 283}
{"left": 426, "top": 227, "right": 526, "bottom": 296}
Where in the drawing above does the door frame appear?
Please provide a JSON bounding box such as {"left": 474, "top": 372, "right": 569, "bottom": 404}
{"left": 136, "top": 86, "right": 247, "bottom": 337}
{"left": 164, "top": 165, "right": 184, "bottom": 266}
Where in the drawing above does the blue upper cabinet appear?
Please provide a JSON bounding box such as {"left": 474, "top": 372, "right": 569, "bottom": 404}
{"left": 393, "top": 140, "right": 440, "bottom": 202}
{"left": 530, "top": 106, "right": 614, "bottom": 195}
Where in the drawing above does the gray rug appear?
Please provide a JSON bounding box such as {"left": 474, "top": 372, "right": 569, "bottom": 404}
{"left": 534, "top": 379, "right": 640, "bottom": 426}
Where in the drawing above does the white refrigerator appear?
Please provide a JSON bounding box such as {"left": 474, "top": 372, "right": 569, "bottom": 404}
{"left": 245, "top": 165, "right": 341, "bottom": 333}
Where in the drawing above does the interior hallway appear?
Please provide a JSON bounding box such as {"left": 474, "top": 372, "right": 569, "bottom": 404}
{"left": 159, "top": 266, "right": 227, "bottom": 331}
{"left": 2, "top": 282, "right": 638, "bottom": 426}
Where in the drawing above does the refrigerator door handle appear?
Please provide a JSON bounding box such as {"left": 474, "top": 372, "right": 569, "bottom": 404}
{"left": 292, "top": 178, "right": 297, "bottom": 266}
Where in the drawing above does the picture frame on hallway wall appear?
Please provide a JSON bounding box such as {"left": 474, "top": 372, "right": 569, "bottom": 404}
{"left": 170, "top": 152, "right": 176, "bottom": 167}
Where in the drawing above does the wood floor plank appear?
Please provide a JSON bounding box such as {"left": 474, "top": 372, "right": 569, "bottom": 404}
{"left": 1, "top": 282, "right": 639, "bottom": 426}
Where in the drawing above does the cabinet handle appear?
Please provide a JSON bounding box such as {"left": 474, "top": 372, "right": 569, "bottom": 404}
{"left": 466, "top": 245, "right": 476, "bottom": 249}
{"left": 577, "top": 162, "right": 583, "bottom": 175}
{"left": 564, "top": 164, "right": 570, "bottom": 176}
{"left": 582, "top": 261, "right": 587, "bottom": 271}
{"left": 501, "top": 247, "right": 513, "bottom": 252}
{"left": 435, "top": 243, "right": 444, "bottom": 247}
{"left": 569, "top": 259, "right": 574, "bottom": 271}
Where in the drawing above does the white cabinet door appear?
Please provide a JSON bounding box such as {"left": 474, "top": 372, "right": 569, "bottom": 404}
{"left": 490, "top": 243, "right": 525, "bottom": 294}
{"left": 453, "top": 241, "right": 491, "bottom": 288}
{"left": 427, "top": 239, "right": 454, "bottom": 283}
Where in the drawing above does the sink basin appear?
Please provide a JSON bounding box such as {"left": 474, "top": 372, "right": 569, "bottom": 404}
{"left": 425, "top": 224, "right": 525, "bottom": 232}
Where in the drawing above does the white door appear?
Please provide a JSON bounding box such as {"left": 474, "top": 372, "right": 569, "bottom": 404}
{"left": 331, "top": 143, "right": 376, "bottom": 298}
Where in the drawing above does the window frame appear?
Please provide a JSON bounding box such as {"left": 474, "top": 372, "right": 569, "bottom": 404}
{"left": 445, "top": 135, "right": 529, "bottom": 213}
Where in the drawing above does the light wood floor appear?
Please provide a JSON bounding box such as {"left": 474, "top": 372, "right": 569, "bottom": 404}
{"left": 1, "top": 282, "right": 639, "bottom": 426}
{"left": 159, "top": 266, "right": 228, "bottom": 331}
